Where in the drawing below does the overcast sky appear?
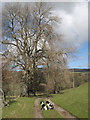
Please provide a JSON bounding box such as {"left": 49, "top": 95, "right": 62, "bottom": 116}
{"left": 1, "top": 0, "right": 88, "bottom": 69}
{"left": 50, "top": 1, "right": 88, "bottom": 68}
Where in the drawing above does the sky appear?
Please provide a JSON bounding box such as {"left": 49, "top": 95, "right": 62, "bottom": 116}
{"left": 50, "top": 1, "right": 88, "bottom": 69}
{"left": 1, "top": 0, "right": 89, "bottom": 69}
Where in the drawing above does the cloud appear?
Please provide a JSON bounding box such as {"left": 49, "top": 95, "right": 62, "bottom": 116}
{"left": 78, "top": 56, "right": 86, "bottom": 60}
{"left": 52, "top": 2, "right": 88, "bottom": 48}
{"left": 50, "top": 2, "right": 77, "bottom": 14}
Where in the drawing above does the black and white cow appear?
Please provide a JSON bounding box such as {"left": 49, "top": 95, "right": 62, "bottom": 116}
{"left": 46, "top": 101, "right": 54, "bottom": 110}
{"left": 40, "top": 101, "right": 48, "bottom": 110}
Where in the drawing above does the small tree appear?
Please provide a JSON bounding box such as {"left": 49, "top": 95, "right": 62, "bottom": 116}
{"left": 2, "top": 57, "right": 23, "bottom": 99}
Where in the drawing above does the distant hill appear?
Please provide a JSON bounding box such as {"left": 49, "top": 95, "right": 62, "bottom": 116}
{"left": 69, "top": 68, "right": 90, "bottom": 72}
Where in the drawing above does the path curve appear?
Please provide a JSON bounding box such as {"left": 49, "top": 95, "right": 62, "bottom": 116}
{"left": 33, "top": 98, "right": 44, "bottom": 118}
{"left": 46, "top": 98, "right": 79, "bottom": 119}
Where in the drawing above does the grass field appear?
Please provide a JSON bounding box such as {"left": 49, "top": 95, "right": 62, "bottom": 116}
{"left": 2, "top": 82, "right": 88, "bottom": 118}
{"left": 3, "top": 97, "right": 62, "bottom": 118}
{"left": 51, "top": 82, "right": 88, "bottom": 118}
{"left": 2, "top": 97, "right": 35, "bottom": 118}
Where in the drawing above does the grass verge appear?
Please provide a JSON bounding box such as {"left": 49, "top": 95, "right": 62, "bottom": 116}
{"left": 2, "top": 97, "right": 35, "bottom": 118}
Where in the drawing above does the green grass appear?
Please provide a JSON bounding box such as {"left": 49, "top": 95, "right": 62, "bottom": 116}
{"left": 51, "top": 82, "right": 88, "bottom": 118}
{"left": 43, "top": 109, "right": 62, "bottom": 118}
{"left": 40, "top": 99, "right": 62, "bottom": 118}
{"left": 3, "top": 97, "right": 62, "bottom": 118}
{"left": 2, "top": 97, "right": 35, "bottom": 118}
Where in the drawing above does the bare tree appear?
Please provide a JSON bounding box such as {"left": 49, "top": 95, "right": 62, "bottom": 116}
{"left": 2, "top": 2, "right": 74, "bottom": 95}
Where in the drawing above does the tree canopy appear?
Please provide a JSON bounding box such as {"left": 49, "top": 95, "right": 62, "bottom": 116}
{"left": 2, "top": 2, "right": 73, "bottom": 96}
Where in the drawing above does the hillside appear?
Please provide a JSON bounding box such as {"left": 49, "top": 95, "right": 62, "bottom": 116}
{"left": 51, "top": 82, "right": 88, "bottom": 118}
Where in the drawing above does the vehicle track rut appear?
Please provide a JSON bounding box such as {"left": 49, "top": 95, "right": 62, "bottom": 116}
{"left": 34, "top": 98, "right": 44, "bottom": 119}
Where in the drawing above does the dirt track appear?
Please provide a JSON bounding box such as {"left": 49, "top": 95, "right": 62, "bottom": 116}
{"left": 33, "top": 98, "right": 44, "bottom": 118}
{"left": 34, "top": 98, "right": 79, "bottom": 119}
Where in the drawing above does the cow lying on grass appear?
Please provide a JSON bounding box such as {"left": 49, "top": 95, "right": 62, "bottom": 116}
{"left": 40, "top": 100, "right": 54, "bottom": 110}
{"left": 46, "top": 101, "right": 54, "bottom": 110}
{"left": 40, "top": 101, "right": 48, "bottom": 110}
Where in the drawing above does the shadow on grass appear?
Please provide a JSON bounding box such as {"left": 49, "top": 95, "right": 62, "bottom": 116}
{"left": 37, "top": 94, "right": 53, "bottom": 98}
{"left": 28, "top": 94, "right": 53, "bottom": 98}
{"left": 8, "top": 100, "right": 17, "bottom": 105}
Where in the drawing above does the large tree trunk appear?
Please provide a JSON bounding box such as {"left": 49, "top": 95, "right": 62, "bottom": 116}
{"left": 2, "top": 92, "right": 9, "bottom": 107}
{"left": 4, "top": 92, "right": 6, "bottom": 101}
{"left": 27, "top": 89, "right": 30, "bottom": 97}
{"left": 53, "top": 90, "right": 57, "bottom": 94}
{"left": 33, "top": 92, "right": 36, "bottom": 96}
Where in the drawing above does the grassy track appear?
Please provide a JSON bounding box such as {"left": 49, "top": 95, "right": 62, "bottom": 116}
{"left": 2, "top": 97, "right": 35, "bottom": 118}
{"left": 51, "top": 82, "right": 88, "bottom": 118}
{"left": 40, "top": 99, "right": 62, "bottom": 118}
{"left": 43, "top": 109, "right": 62, "bottom": 118}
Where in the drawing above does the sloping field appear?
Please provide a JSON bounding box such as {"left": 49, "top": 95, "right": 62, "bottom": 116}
{"left": 51, "top": 82, "right": 88, "bottom": 118}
